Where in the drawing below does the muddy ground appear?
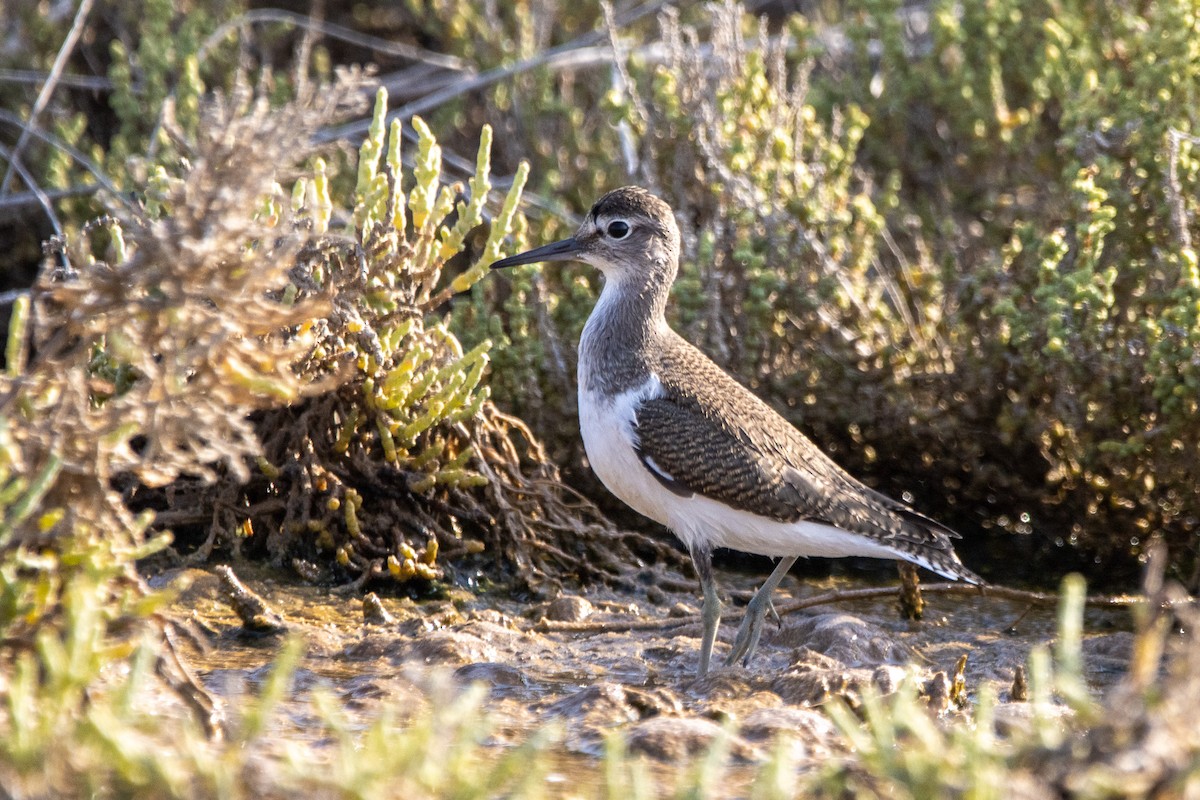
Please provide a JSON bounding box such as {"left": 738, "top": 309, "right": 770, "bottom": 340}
{"left": 153, "top": 563, "right": 1132, "bottom": 780}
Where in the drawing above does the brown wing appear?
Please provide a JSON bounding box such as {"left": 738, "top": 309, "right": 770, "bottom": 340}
{"left": 634, "top": 336, "right": 976, "bottom": 580}
{"left": 632, "top": 390, "right": 810, "bottom": 522}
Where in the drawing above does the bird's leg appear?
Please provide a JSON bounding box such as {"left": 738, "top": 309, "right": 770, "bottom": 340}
{"left": 690, "top": 544, "right": 720, "bottom": 678}
{"left": 725, "top": 556, "right": 798, "bottom": 668}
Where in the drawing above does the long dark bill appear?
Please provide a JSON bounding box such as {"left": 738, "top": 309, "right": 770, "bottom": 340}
{"left": 490, "top": 237, "right": 582, "bottom": 269}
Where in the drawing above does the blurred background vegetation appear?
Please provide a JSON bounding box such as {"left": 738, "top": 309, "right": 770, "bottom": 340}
{"left": 455, "top": 0, "right": 1200, "bottom": 589}
{"left": 2, "top": 0, "right": 1199, "bottom": 598}
{"left": 10, "top": 0, "right": 1189, "bottom": 588}
{"left": 2, "top": 0, "right": 1200, "bottom": 796}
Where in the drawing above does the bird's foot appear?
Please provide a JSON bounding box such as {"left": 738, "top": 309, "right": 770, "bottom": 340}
{"left": 724, "top": 594, "right": 772, "bottom": 668}
{"left": 768, "top": 597, "right": 782, "bottom": 628}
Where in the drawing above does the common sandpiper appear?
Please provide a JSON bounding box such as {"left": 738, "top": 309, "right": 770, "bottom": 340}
{"left": 492, "top": 186, "right": 980, "bottom": 676}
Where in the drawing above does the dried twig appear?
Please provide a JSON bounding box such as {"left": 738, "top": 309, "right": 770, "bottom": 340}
{"left": 0, "top": 0, "right": 95, "bottom": 195}
{"left": 215, "top": 565, "right": 288, "bottom": 634}
{"left": 897, "top": 562, "right": 925, "bottom": 620}
{"left": 0, "top": 109, "right": 129, "bottom": 210}
{"left": 1166, "top": 128, "right": 1199, "bottom": 251}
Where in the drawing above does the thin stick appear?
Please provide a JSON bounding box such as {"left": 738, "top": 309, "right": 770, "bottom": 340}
{"left": 0, "top": 183, "right": 99, "bottom": 216}
{"left": 0, "top": 68, "right": 112, "bottom": 91}
{"left": 0, "top": 143, "right": 63, "bottom": 234}
{"left": 0, "top": 110, "right": 130, "bottom": 209}
{"left": 0, "top": 0, "right": 95, "bottom": 195}
{"left": 1166, "top": 128, "right": 1200, "bottom": 251}
{"left": 313, "top": 1, "right": 675, "bottom": 146}
{"left": 195, "top": 8, "right": 468, "bottom": 71}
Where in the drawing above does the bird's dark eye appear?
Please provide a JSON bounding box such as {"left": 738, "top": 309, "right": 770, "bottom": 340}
{"left": 606, "top": 220, "right": 631, "bottom": 239}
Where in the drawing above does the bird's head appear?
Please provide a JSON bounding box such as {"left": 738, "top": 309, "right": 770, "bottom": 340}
{"left": 491, "top": 186, "right": 680, "bottom": 287}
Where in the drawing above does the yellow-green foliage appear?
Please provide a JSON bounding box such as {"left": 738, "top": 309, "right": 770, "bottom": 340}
{"left": 349, "top": 93, "right": 519, "bottom": 476}
{"left": 810, "top": 572, "right": 1200, "bottom": 799}
{"left": 808, "top": 0, "right": 1200, "bottom": 575}
{"left": 240, "top": 87, "right": 531, "bottom": 586}
{"left": 0, "top": 525, "right": 172, "bottom": 775}
{"left": 1, "top": 586, "right": 557, "bottom": 799}
{"left": 628, "top": 6, "right": 896, "bottom": 378}
{"left": 1, "top": 0, "right": 231, "bottom": 201}
{"left": 0, "top": 78, "right": 369, "bottom": 794}
{"left": 5, "top": 555, "right": 1198, "bottom": 798}
{"left": 456, "top": 0, "right": 1200, "bottom": 583}
{"left": 457, "top": 2, "right": 915, "bottom": 497}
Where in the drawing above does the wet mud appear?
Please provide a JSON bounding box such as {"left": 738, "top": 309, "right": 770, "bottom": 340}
{"left": 157, "top": 564, "right": 1133, "bottom": 769}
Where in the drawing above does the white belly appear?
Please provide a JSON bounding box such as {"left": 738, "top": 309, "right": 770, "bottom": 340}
{"left": 578, "top": 380, "right": 675, "bottom": 529}
{"left": 577, "top": 378, "right": 902, "bottom": 562}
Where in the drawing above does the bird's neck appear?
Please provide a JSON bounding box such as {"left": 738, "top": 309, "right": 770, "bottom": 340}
{"left": 579, "top": 268, "right": 672, "bottom": 396}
